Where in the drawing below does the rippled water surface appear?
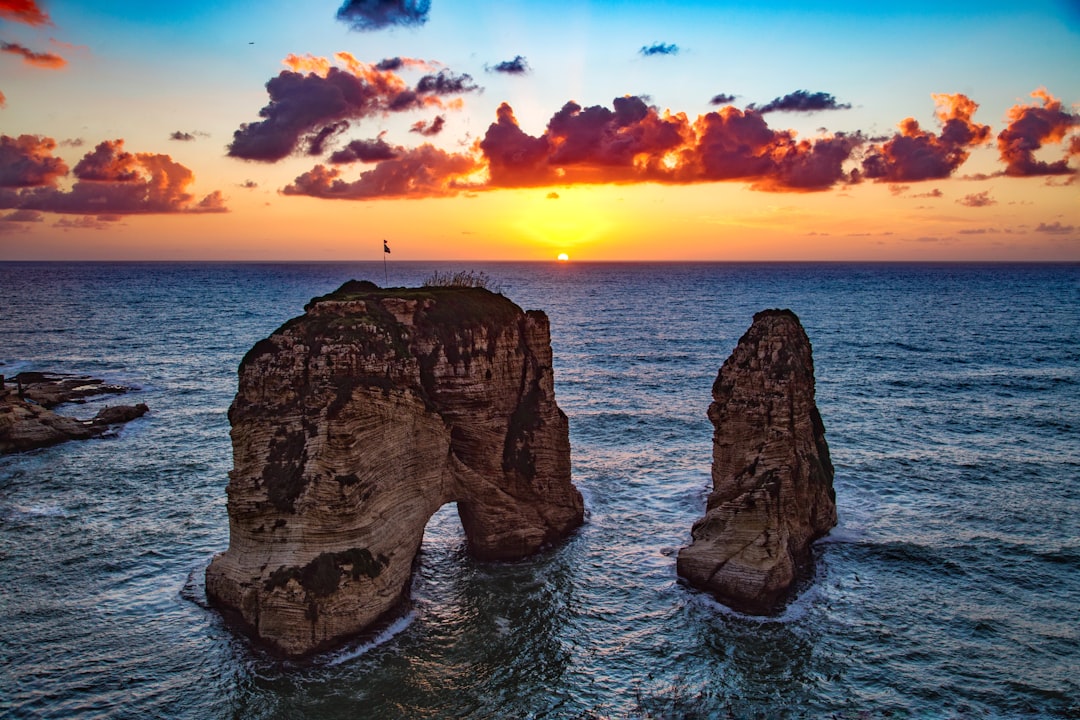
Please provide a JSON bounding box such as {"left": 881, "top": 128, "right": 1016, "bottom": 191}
{"left": 1, "top": 262, "right": 1078, "bottom": 719}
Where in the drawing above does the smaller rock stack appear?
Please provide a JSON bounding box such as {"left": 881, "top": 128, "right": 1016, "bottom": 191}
{"left": 677, "top": 309, "right": 836, "bottom": 614}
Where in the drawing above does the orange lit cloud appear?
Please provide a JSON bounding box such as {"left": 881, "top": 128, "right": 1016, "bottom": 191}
{"left": 0, "top": 134, "right": 69, "bottom": 186}
{"left": 0, "top": 135, "right": 227, "bottom": 214}
{"left": 0, "top": 0, "right": 51, "bottom": 26}
{"left": 997, "top": 89, "right": 1079, "bottom": 177}
{"left": 1, "top": 41, "right": 66, "bottom": 68}
{"left": 861, "top": 93, "right": 991, "bottom": 181}
{"left": 282, "top": 145, "right": 481, "bottom": 199}
{"left": 229, "top": 53, "right": 477, "bottom": 162}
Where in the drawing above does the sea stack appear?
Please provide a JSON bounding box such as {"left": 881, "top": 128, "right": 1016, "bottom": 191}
{"left": 205, "top": 280, "right": 584, "bottom": 656}
{"left": 677, "top": 309, "right": 836, "bottom": 614}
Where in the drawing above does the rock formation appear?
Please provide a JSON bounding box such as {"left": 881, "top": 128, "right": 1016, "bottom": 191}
{"left": 205, "top": 280, "right": 584, "bottom": 656}
{"left": 0, "top": 372, "right": 148, "bottom": 454}
{"left": 677, "top": 309, "right": 836, "bottom": 614}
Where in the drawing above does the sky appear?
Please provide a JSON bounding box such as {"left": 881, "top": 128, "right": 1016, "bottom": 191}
{"left": 1, "top": 0, "right": 1078, "bottom": 261}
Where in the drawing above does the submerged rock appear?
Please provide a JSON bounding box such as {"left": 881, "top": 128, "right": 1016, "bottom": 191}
{"left": 677, "top": 309, "right": 836, "bottom": 614}
{"left": 0, "top": 373, "right": 147, "bottom": 454}
{"left": 205, "top": 280, "right": 584, "bottom": 656}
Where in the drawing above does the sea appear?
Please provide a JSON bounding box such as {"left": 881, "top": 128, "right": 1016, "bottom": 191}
{"left": 0, "top": 261, "right": 1077, "bottom": 719}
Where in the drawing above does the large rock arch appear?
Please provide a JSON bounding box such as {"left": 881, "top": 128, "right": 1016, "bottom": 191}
{"left": 206, "top": 281, "right": 584, "bottom": 656}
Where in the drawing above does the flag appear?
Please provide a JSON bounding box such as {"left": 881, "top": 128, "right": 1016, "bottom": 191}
{"left": 383, "top": 240, "right": 391, "bottom": 254}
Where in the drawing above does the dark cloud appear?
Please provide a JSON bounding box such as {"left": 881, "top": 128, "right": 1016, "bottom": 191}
{"left": 1035, "top": 221, "right": 1075, "bottom": 234}
{"left": 861, "top": 93, "right": 991, "bottom": 182}
{"left": 710, "top": 93, "right": 736, "bottom": 106}
{"left": 957, "top": 190, "right": 995, "bottom": 207}
{"left": 2, "top": 208, "right": 44, "bottom": 222}
{"left": 410, "top": 115, "right": 445, "bottom": 136}
{"left": 997, "top": 89, "right": 1079, "bottom": 176}
{"left": 416, "top": 69, "right": 477, "bottom": 95}
{"left": 228, "top": 56, "right": 476, "bottom": 162}
{"left": 170, "top": 131, "right": 195, "bottom": 142}
{"left": 336, "top": 0, "right": 430, "bottom": 30}
{"left": 1, "top": 41, "right": 65, "bottom": 69}
{"left": 328, "top": 135, "right": 400, "bottom": 164}
{"left": 751, "top": 90, "right": 851, "bottom": 114}
{"left": 0, "top": 0, "right": 52, "bottom": 26}
{"left": 640, "top": 42, "right": 679, "bottom": 57}
{"left": 0, "top": 137, "right": 227, "bottom": 215}
{"left": 282, "top": 145, "right": 480, "bottom": 199}
{"left": 0, "top": 134, "right": 69, "bottom": 187}
{"left": 306, "top": 120, "right": 350, "bottom": 156}
{"left": 488, "top": 55, "right": 529, "bottom": 75}
{"left": 239, "top": 180, "right": 258, "bottom": 189}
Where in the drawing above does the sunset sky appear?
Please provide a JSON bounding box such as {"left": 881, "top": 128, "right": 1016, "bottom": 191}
{"left": 1, "top": 0, "right": 1078, "bottom": 261}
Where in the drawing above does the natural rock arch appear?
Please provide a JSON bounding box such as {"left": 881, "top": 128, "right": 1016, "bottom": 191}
{"left": 206, "top": 281, "right": 584, "bottom": 656}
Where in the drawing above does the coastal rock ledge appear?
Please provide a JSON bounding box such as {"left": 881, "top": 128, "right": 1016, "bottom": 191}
{"left": 205, "top": 280, "right": 584, "bottom": 656}
{"left": 677, "top": 309, "right": 836, "bottom": 614}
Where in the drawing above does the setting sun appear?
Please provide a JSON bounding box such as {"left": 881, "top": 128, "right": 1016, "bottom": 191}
{"left": 557, "top": 253, "right": 570, "bottom": 262}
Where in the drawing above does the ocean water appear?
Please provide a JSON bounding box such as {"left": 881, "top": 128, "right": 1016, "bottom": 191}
{"left": 0, "top": 261, "right": 1077, "bottom": 719}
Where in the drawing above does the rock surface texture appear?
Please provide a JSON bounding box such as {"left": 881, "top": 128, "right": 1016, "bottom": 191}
{"left": 205, "top": 281, "right": 584, "bottom": 656}
{"left": 677, "top": 309, "right": 836, "bottom": 614}
{"left": 0, "top": 372, "right": 147, "bottom": 454}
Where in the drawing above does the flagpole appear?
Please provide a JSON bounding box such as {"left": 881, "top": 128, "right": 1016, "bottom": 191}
{"left": 383, "top": 239, "right": 388, "bottom": 286}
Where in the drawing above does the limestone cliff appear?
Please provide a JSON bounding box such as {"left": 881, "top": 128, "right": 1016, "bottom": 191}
{"left": 205, "top": 280, "right": 583, "bottom": 656}
{"left": 677, "top": 309, "right": 836, "bottom": 614}
{"left": 0, "top": 372, "right": 148, "bottom": 454}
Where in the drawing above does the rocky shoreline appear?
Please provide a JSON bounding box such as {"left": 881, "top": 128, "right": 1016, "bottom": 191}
{"left": 0, "top": 371, "right": 148, "bottom": 454}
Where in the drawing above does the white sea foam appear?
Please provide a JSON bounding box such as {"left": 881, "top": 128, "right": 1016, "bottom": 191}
{"left": 324, "top": 611, "right": 416, "bottom": 667}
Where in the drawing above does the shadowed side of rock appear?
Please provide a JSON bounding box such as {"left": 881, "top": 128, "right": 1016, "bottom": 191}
{"left": 677, "top": 309, "right": 836, "bottom": 614}
{"left": 205, "top": 281, "right": 583, "bottom": 656}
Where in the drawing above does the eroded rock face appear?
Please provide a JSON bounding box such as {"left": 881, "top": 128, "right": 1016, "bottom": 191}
{"left": 205, "top": 281, "right": 583, "bottom": 656}
{"left": 677, "top": 309, "right": 836, "bottom": 614}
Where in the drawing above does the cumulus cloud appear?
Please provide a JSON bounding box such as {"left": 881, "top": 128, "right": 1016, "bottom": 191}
{"left": 997, "top": 89, "right": 1079, "bottom": 176}
{"left": 282, "top": 145, "right": 480, "bottom": 199}
{"left": 957, "top": 190, "right": 996, "bottom": 207}
{"left": 0, "top": 136, "right": 227, "bottom": 214}
{"left": 0, "top": 134, "right": 69, "bottom": 187}
{"left": 410, "top": 115, "right": 445, "bottom": 136}
{"left": 640, "top": 42, "right": 678, "bottom": 56}
{"left": 710, "top": 93, "right": 736, "bottom": 106}
{"left": 336, "top": 0, "right": 430, "bottom": 30}
{"left": 328, "top": 135, "right": 400, "bottom": 164}
{"left": 488, "top": 55, "right": 529, "bottom": 75}
{"left": 0, "top": 0, "right": 51, "bottom": 25}
{"left": 1, "top": 41, "right": 65, "bottom": 69}
{"left": 751, "top": 90, "right": 851, "bottom": 114}
{"left": 861, "top": 93, "right": 991, "bottom": 182}
{"left": 228, "top": 52, "right": 477, "bottom": 162}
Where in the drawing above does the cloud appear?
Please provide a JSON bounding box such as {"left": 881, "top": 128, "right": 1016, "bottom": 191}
{"left": 328, "top": 135, "right": 400, "bottom": 164}
{"left": 228, "top": 52, "right": 477, "bottom": 162}
{"left": 0, "top": 0, "right": 51, "bottom": 25}
{"left": 861, "top": 93, "right": 991, "bottom": 182}
{"left": 336, "top": 0, "right": 430, "bottom": 30}
{"left": 0, "top": 134, "right": 69, "bottom": 187}
{"left": 913, "top": 188, "right": 943, "bottom": 198}
{"left": 751, "top": 90, "right": 851, "bottom": 114}
{"left": 710, "top": 93, "right": 736, "bottom": 106}
{"left": 54, "top": 215, "right": 122, "bottom": 231}
{"left": 1, "top": 41, "right": 66, "bottom": 69}
{"left": 282, "top": 144, "right": 481, "bottom": 199}
{"left": 0, "top": 89, "right": 5, "bottom": 108}
{"left": 239, "top": 180, "right": 258, "bottom": 189}
{"left": 488, "top": 55, "right": 529, "bottom": 75}
{"left": 997, "top": 89, "right": 1079, "bottom": 177}
{"left": 957, "top": 190, "right": 995, "bottom": 207}
{"left": 410, "top": 115, "right": 445, "bottom": 136}
{"left": 640, "top": 42, "right": 679, "bottom": 57}
{"left": 1035, "top": 221, "right": 1075, "bottom": 234}
{"left": 170, "top": 131, "right": 196, "bottom": 142}
{"left": 546, "top": 192, "right": 559, "bottom": 199}
{"left": 1, "top": 208, "right": 43, "bottom": 222}
{"left": 0, "top": 137, "right": 227, "bottom": 214}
